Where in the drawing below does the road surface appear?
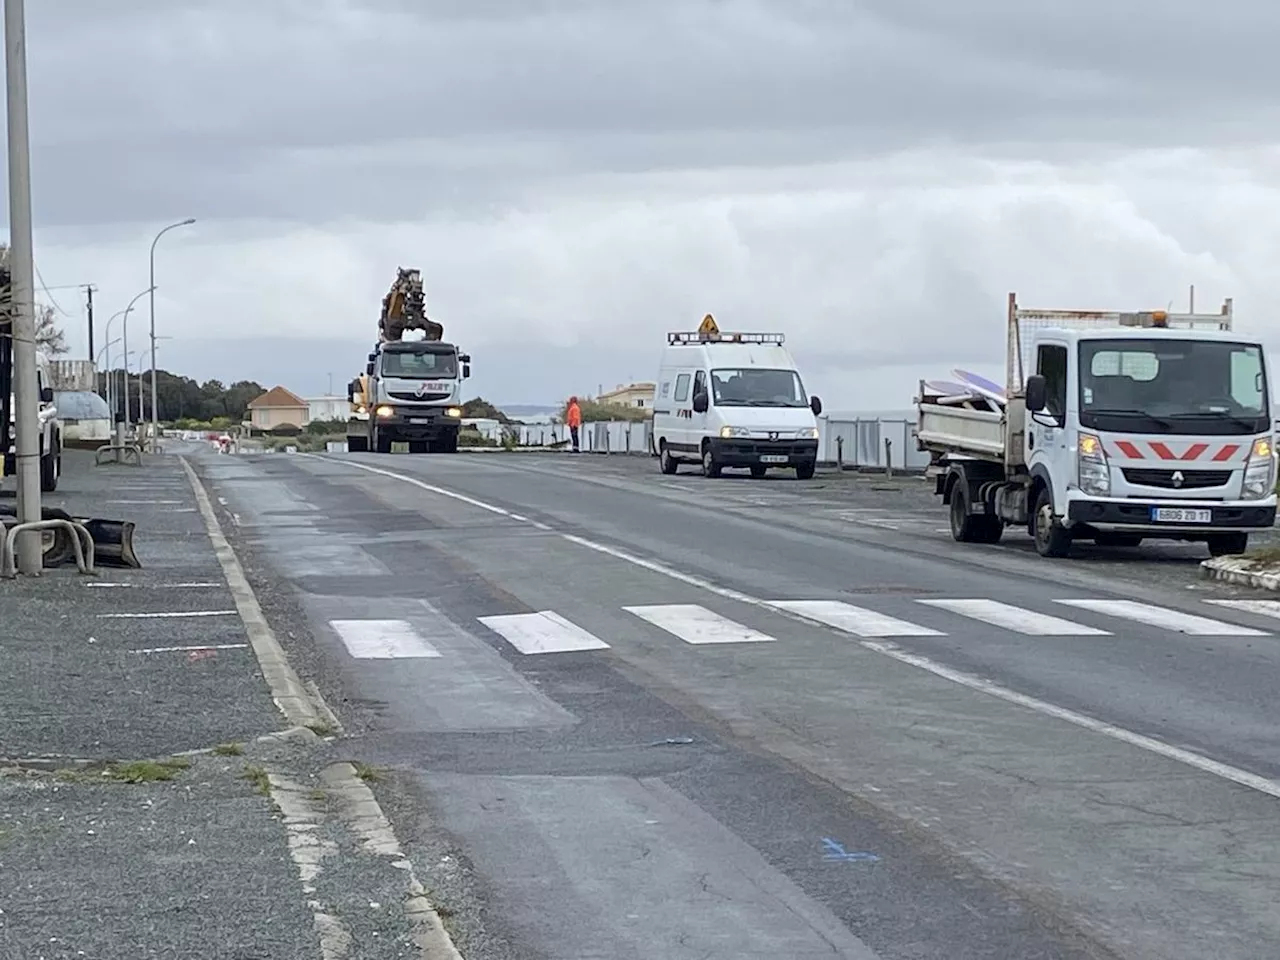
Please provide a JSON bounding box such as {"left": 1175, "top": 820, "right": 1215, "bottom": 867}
{"left": 200, "top": 449, "right": 1280, "bottom": 960}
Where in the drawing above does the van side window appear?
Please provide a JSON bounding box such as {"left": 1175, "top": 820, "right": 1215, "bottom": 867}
{"left": 1036, "top": 344, "right": 1067, "bottom": 418}
{"left": 693, "top": 370, "right": 706, "bottom": 398}
{"left": 673, "top": 373, "right": 690, "bottom": 402}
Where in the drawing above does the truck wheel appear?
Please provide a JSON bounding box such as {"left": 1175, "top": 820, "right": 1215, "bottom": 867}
{"left": 40, "top": 442, "right": 59, "bottom": 493}
{"left": 408, "top": 440, "right": 429, "bottom": 454}
{"left": 659, "top": 443, "right": 678, "bottom": 475}
{"left": 373, "top": 428, "right": 392, "bottom": 454}
{"left": 441, "top": 429, "right": 459, "bottom": 454}
{"left": 948, "top": 483, "right": 1000, "bottom": 542}
{"left": 795, "top": 462, "right": 815, "bottom": 480}
{"left": 1207, "top": 532, "right": 1249, "bottom": 557}
{"left": 347, "top": 434, "right": 368, "bottom": 452}
{"left": 1032, "top": 487, "right": 1071, "bottom": 558}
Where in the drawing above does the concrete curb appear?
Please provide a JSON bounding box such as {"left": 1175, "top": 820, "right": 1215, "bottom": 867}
{"left": 1201, "top": 556, "right": 1280, "bottom": 591}
{"left": 179, "top": 456, "right": 333, "bottom": 732}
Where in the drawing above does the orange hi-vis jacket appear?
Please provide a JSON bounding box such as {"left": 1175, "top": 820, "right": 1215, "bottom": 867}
{"left": 566, "top": 402, "right": 582, "bottom": 427}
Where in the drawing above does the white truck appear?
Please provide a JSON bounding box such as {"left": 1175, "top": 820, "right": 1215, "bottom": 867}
{"left": 3, "top": 350, "right": 63, "bottom": 492}
{"left": 916, "top": 293, "right": 1276, "bottom": 558}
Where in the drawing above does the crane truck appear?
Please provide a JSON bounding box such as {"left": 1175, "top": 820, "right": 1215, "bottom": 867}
{"left": 346, "top": 268, "right": 471, "bottom": 454}
{"left": 916, "top": 293, "right": 1276, "bottom": 559}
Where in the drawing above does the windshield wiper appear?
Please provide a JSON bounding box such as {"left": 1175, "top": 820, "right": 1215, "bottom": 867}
{"left": 1085, "top": 408, "right": 1173, "bottom": 429}
{"left": 1168, "top": 411, "right": 1264, "bottom": 430}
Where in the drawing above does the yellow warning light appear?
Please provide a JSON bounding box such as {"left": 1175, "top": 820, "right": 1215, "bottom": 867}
{"left": 698, "top": 314, "right": 719, "bottom": 335}
{"left": 1150, "top": 310, "right": 1168, "bottom": 327}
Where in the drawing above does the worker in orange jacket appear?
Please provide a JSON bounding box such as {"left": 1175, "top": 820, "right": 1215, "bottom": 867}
{"left": 566, "top": 396, "right": 582, "bottom": 452}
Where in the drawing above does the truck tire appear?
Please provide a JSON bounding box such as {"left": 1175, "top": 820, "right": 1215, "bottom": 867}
{"left": 949, "top": 483, "right": 1002, "bottom": 543}
{"left": 347, "top": 430, "right": 368, "bottom": 452}
{"left": 409, "top": 440, "right": 429, "bottom": 454}
{"left": 373, "top": 428, "right": 392, "bottom": 454}
{"left": 39, "top": 437, "right": 59, "bottom": 493}
{"left": 1032, "top": 487, "right": 1071, "bottom": 558}
{"left": 441, "top": 428, "right": 459, "bottom": 454}
{"left": 1207, "top": 532, "right": 1249, "bottom": 557}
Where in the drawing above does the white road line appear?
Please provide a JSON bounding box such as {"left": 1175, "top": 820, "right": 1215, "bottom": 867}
{"left": 312, "top": 455, "right": 1280, "bottom": 800}
{"left": 131, "top": 643, "right": 249, "bottom": 654}
{"left": 106, "top": 499, "right": 185, "bottom": 504}
{"left": 330, "top": 619, "right": 442, "bottom": 659}
{"left": 623, "top": 604, "right": 774, "bottom": 644}
{"left": 918, "top": 599, "right": 1110, "bottom": 636}
{"left": 97, "top": 610, "right": 238, "bottom": 619}
{"left": 477, "top": 611, "right": 610, "bottom": 654}
{"left": 1055, "top": 599, "right": 1268, "bottom": 636}
{"left": 768, "top": 599, "right": 943, "bottom": 637}
{"left": 85, "top": 581, "right": 223, "bottom": 589}
{"left": 1205, "top": 599, "right": 1280, "bottom": 620}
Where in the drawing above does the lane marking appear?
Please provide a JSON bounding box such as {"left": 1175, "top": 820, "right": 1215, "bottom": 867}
{"left": 330, "top": 619, "right": 442, "bottom": 659}
{"left": 918, "top": 599, "right": 1110, "bottom": 636}
{"left": 1205, "top": 599, "right": 1280, "bottom": 620}
{"left": 311, "top": 455, "right": 1280, "bottom": 799}
{"left": 1055, "top": 599, "right": 1268, "bottom": 636}
{"left": 97, "top": 610, "right": 238, "bottom": 619}
{"left": 106, "top": 499, "right": 184, "bottom": 504}
{"left": 131, "top": 643, "right": 250, "bottom": 654}
{"left": 623, "top": 604, "right": 774, "bottom": 644}
{"left": 768, "top": 599, "right": 943, "bottom": 637}
{"left": 86, "top": 581, "right": 223, "bottom": 589}
{"left": 477, "top": 610, "right": 610, "bottom": 654}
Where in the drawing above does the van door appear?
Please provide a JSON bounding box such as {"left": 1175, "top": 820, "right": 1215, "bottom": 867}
{"left": 690, "top": 369, "right": 709, "bottom": 450}
{"left": 670, "top": 370, "right": 693, "bottom": 454}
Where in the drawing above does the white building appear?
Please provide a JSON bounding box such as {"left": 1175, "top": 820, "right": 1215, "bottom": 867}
{"left": 307, "top": 395, "right": 349, "bottom": 422}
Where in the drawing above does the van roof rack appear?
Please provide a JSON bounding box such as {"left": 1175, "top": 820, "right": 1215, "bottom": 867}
{"left": 667, "top": 331, "right": 785, "bottom": 345}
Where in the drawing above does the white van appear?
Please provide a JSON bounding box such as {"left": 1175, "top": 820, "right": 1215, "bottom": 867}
{"left": 651, "top": 315, "right": 823, "bottom": 478}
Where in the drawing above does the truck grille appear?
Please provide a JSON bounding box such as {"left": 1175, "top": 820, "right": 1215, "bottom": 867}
{"left": 388, "top": 391, "right": 449, "bottom": 402}
{"left": 1121, "top": 468, "right": 1230, "bottom": 490}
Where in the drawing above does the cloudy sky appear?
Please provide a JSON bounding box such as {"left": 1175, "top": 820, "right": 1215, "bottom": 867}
{"left": 13, "top": 0, "right": 1280, "bottom": 409}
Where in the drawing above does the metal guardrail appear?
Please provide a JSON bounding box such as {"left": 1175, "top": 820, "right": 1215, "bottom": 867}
{"left": 1, "top": 518, "right": 96, "bottom": 578}
{"left": 94, "top": 442, "right": 143, "bottom": 466}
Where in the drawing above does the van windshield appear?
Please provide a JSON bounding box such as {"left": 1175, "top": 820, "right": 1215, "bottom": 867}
{"left": 710, "top": 368, "right": 808, "bottom": 407}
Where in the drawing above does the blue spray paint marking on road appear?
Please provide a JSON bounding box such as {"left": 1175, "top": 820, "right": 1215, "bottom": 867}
{"left": 821, "top": 837, "right": 880, "bottom": 862}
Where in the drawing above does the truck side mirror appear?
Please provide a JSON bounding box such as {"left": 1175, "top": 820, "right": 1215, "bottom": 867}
{"left": 459, "top": 354, "right": 471, "bottom": 364}
{"left": 40, "top": 387, "right": 53, "bottom": 403}
{"left": 1025, "top": 375, "right": 1047, "bottom": 412}
{"left": 365, "top": 361, "right": 375, "bottom": 376}
{"left": 462, "top": 363, "right": 471, "bottom": 379}
{"left": 809, "top": 395, "right": 823, "bottom": 416}
{"left": 692, "top": 391, "right": 709, "bottom": 413}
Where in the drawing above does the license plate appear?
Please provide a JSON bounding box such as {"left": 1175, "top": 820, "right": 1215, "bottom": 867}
{"left": 407, "top": 417, "right": 432, "bottom": 424}
{"left": 760, "top": 455, "right": 788, "bottom": 463}
{"left": 1150, "top": 507, "right": 1212, "bottom": 523}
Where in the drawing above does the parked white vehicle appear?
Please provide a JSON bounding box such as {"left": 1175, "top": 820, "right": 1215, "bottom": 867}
{"left": 5, "top": 351, "right": 63, "bottom": 492}
{"left": 916, "top": 294, "right": 1276, "bottom": 558}
{"left": 651, "top": 314, "right": 823, "bottom": 479}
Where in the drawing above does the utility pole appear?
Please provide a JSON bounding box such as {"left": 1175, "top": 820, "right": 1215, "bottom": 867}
{"left": 84, "top": 283, "right": 96, "bottom": 361}
{"left": 5, "top": 0, "right": 41, "bottom": 573}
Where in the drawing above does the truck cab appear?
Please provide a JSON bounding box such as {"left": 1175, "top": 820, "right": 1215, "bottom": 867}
{"left": 4, "top": 351, "right": 63, "bottom": 491}
{"left": 1022, "top": 320, "right": 1274, "bottom": 555}
{"left": 347, "top": 340, "right": 470, "bottom": 454}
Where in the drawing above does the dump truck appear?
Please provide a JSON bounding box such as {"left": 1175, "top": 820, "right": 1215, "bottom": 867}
{"left": 346, "top": 268, "right": 471, "bottom": 453}
{"left": 916, "top": 293, "right": 1276, "bottom": 558}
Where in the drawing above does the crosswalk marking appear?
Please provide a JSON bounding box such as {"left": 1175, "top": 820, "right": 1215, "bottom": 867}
{"left": 1054, "top": 599, "right": 1268, "bottom": 636}
{"left": 1204, "top": 599, "right": 1280, "bottom": 621}
{"left": 331, "top": 619, "right": 442, "bottom": 658}
{"left": 477, "top": 611, "right": 611, "bottom": 654}
{"left": 768, "top": 599, "right": 943, "bottom": 637}
{"left": 623, "top": 604, "right": 774, "bottom": 644}
{"left": 917, "top": 599, "right": 1110, "bottom": 635}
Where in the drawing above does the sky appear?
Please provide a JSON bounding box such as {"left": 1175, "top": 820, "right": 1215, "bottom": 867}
{"left": 11, "top": 0, "right": 1280, "bottom": 409}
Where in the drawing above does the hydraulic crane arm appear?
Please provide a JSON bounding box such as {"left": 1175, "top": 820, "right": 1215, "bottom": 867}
{"left": 378, "top": 267, "right": 443, "bottom": 342}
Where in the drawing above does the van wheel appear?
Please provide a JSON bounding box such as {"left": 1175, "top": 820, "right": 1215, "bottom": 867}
{"left": 40, "top": 444, "right": 59, "bottom": 492}
{"left": 701, "top": 446, "right": 722, "bottom": 478}
{"left": 795, "top": 462, "right": 815, "bottom": 480}
{"left": 749, "top": 465, "right": 767, "bottom": 479}
{"left": 659, "top": 443, "right": 678, "bottom": 475}
{"left": 1032, "top": 487, "right": 1071, "bottom": 558}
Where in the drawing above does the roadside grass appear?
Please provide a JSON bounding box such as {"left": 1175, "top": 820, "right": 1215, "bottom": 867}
{"left": 101, "top": 757, "right": 191, "bottom": 784}
{"left": 212, "top": 742, "right": 244, "bottom": 757}
{"left": 353, "top": 762, "right": 384, "bottom": 783}
{"left": 239, "top": 764, "right": 271, "bottom": 796}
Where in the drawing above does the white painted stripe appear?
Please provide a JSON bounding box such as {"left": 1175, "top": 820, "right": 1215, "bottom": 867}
{"left": 131, "top": 643, "right": 249, "bottom": 654}
{"left": 477, "top": 611, "right": 609, "bottom": 654}
{"left": 311, "top": 455, "right": 1280, "bottom": 800}
{"left": 1055, "top": 599, "right": 1267, "bottom": 636}
{"left": 623, "top": 604, "right": 774, "bottom": 644}
{"left": 106, "top": 500, "right": 184, "bottom": 504}
{"left": 97, "top": 610, "right": 238, "bottom": 619}
{"left": 1204, "top": 599, "right": 1280, "bottom": 620}
{"left": 86, "top": 581, "right": 222, "bottom": 589}
{"left": 918, "top": 599, "right": 1110, "bottom": 635}
{"left": 330, "top": 619, "right": 442, "bottom": 659}
{"left": 768, "top": 599, "right": 942, "bottom": 637}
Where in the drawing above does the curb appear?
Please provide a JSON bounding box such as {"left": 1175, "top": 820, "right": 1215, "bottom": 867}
{"left": 1201, "top": 556, "right": 1280, "bottom": 591}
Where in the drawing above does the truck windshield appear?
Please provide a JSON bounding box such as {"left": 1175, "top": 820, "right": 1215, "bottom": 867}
{"left": 710, "top": 368, "right": 808, "bottom": 407}
{"left": 1078, "top": 338, "right": 1269, "bottom": 435}
{"left": 381, "top": 349, "right": 457, "bottom": 379}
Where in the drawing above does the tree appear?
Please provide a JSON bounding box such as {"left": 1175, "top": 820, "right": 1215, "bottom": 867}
{"left": 35, "top": 304, "right": 68, "bottom": 355}
{"left": 562, "top": 397, "right": 650, "bottom": 423}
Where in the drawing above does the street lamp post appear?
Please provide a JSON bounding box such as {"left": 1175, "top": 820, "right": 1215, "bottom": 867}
{"left": 137, "top": 336, "right": 171, "bottom": 430}
{"left": 149, "top": 218, "right": 194, "bottom": 450}
{"left": 117, "top": 286, "right": 155, "bottom": 431}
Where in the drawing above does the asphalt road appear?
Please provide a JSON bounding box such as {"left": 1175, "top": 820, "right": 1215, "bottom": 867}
{"left": 203, "top": 448, "right": 1280, "bottom": 960}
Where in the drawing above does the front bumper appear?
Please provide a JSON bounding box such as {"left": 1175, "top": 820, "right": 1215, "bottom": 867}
{"left": 708, "top": 437, "right": 818, "bottom": 467}
{"left": 374, "top": 407, "right": 460, "bottom": 439}
{"left": 1065, "top": 496, "right": 1276, "bottom": 534}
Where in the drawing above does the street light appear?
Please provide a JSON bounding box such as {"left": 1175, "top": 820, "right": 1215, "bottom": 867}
{"left": 95, "top": 335, "right": 120, "bottom": 414}
{"left": 117, "top": 286, "right": 155, "bottom": 431}
{"left": 149, "top": 218, "right": 194, "bottom": 450}
{"left": 137, "top": 335, "right": 172, "bottom": 430}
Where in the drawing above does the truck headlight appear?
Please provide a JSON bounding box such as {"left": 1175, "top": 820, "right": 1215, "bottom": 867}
{"left": 446, "top": 406, "right": 462, "bottom": 418}
{"left": 1077, "top": 432, "right": 1110, "bottom": 496}
{"left": 720, "top": 426, "right": 749, "bottom": 438}
{"left": 1242, "top": 436, "right": 1274, "bottom": 499}
{"left": 375, "top": 405, "right": 393, "bottom": 418}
